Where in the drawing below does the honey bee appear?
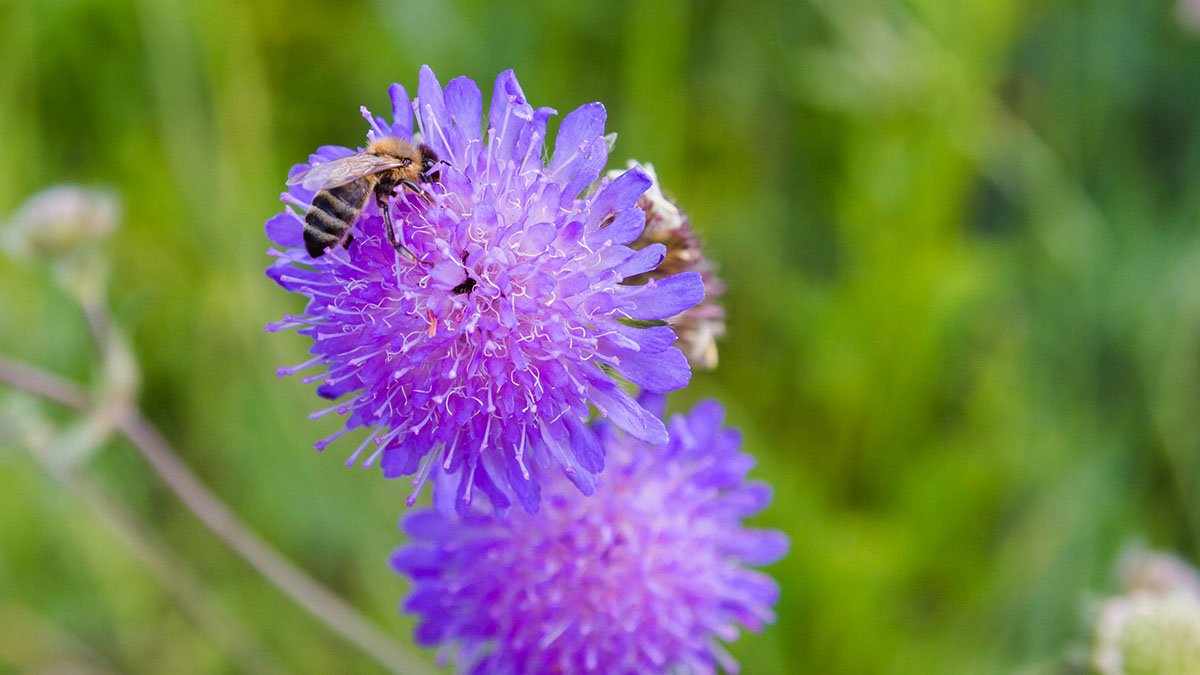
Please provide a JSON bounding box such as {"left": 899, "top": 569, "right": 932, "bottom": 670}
{"left": 287, "top": 137, "right": 440, "bottom": 260}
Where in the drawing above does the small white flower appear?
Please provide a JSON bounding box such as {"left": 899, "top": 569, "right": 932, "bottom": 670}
{"left": 1092, "top": 550, "right": 1200, "bottom": 675}
{"left": 4, "top": 185, "right": 120, "bottom": 259}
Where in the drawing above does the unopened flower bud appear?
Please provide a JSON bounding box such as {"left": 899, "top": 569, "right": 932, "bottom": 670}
{"left": 4, "top": 185, "right": 120, "bottom": 259}
{"left": 611, "top": 162, "right": 726, "bottom": 369}
{"left": 5, "top": 186, "right": 122, "bottom": 308}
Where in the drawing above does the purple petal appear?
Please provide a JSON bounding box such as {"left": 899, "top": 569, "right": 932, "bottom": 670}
{"left": 488, "top": 70, "right": 532, "bottom": 164}
{"left": 690, "top": 450, "right": 754, "bottom": 491}
{"left": 607, "top": 322, "right": 677, "bottom": 354}
{"left": 562, "top": 143, "right": 608, "bottom": 202}
{"left": 416, "top": 66, "right": 453, "bottom": 160}
{"left": 536, "top": 421, "right": 597, "bottom": 496}
{"left": 316, "top": 379, "right": 357, "bottom": 400}
{"left": 586, "top": 208, "right": 646, "bottom": 247}
{"left": 685, "top": 400, "right": 725, "bottom": 439}
{"left": 390, "top": 545, "right": 441, "bottom": 576}
{"left": 401, "top": 511, "right": 450, "bottom": 540}
{"left": 730, "top": 530, "right": 790, "bottom": 566}
{"left": 412, "top": 617, "right": 449, "bottom": 647}
{"left": 453, "top": 456, "right": 478, "bottom": 516}
{"left": 514, "top": 107, "right": 555, "bottom": 172}
{"left": 586, "top": 167, "right": 651, "bottom": 229}
{"left": 429, "top": 260, "right": 467, "bottom": 287}
{"left": 504, "top": 451, "right": 541, "bottom": 514}
{"left": 444, "top": 76, "right": 483, "bottom": 147}
{"left": 519, "top": 221, "right": 556, "bottom": 253}
{"left": 550, "top": 103, "right": 606, "bottom": 183}
{"left": 472, "top": 460, "right": 511, "bottom": 510}
{"left": 709, "top": 427, "right": 747, "bottom": 462}
{"left": 265, "top": 211, "right": 304, "bottom": 248}
{"left": 713, "top": 482, "right": 774, "bottom": 518}
{"left": 613, "top": 243, "right": 665, "bottom": 278}
{"left": 586, "top": 378, "right": 668, "bottom": 445}
{"left": 613, "top": 345, "right": 690, "bottom": 394}
{"left": 618, "top": 272, "right": 704, "bottom": 320}
{"left": 565, "top": 416, "right": 605, "bottom": 474}
{"left": 265, "top": 260, "right": 319, "bottom": 292}
{"left": 635, "top": 391, "right": 667, "bottom": 419}
{"left": 388, "top": 83, "right": 413, "bottom": 138}
{"left": 431, "top": 467, "right": 459, "bottom": 517}
{"left": 310, "top": 145, "right": 356, "bottom": 164}
{"left": 382, "top": 439, "right": 423, "bottom": 478}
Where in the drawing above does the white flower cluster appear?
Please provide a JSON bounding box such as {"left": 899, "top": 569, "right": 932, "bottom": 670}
{"left": 1092, "top": 549, "right": 1200, "bottom": 675}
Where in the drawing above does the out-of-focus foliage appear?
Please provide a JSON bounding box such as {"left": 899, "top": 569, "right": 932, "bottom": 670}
{"left": 3, "top": 0, "right": 1200, "bottom": 672}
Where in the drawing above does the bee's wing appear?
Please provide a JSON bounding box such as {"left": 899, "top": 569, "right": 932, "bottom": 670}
{"left": 287, "top": 153, "right": 407, "bottom": 191}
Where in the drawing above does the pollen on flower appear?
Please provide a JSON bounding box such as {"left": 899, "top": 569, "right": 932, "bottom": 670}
{"left": 264, "top": 67, "right": 705, "bottom": 514}
{"left": 392, "top": 398, "right": 788, "bottom": 674}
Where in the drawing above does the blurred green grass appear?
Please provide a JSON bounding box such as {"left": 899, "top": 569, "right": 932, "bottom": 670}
{"left": 4, "top": 0, "right": 1200, "bottom": 672}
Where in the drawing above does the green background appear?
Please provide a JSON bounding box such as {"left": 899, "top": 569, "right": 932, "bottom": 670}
{"left": 3, "top": 0, "right": 1200, "bottom": 672}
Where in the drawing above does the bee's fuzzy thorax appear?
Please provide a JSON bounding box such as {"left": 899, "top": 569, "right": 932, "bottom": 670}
{"left": 366, "top": 136, "right": 419, "bottom": 159}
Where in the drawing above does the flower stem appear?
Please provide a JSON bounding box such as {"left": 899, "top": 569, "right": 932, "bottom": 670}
{"left": 14, "top": 413, "right": 286, "bottom": 675}
{"left": 0, "top": 356, "right": 435, "bottom": 675}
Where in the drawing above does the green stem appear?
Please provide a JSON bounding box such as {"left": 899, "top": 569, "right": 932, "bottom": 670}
{"left": 0, "top": 356, "right": 435, "bottom": 675}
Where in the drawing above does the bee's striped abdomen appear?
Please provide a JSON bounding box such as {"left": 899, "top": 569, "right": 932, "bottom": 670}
{"left": 304, "top": 179, "right": 373, "bottom": 258}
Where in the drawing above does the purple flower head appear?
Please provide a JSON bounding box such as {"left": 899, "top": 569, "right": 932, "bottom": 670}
{"left": 265, "top": 67, "right": 703, "bottom": 514}
{"left": 392, "top": 398, "right": 788, "bottom": 674}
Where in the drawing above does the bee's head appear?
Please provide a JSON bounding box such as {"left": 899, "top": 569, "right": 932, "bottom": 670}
{"left": 419, "top": 144, "right": 441, "bottom": 183}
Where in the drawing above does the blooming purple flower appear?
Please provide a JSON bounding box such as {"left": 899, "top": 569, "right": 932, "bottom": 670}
{"left": 392, "top": 398, "right": 788, "bottom": 674}
{"left": 265, "top": 67, "right": 703, "bottom": 513}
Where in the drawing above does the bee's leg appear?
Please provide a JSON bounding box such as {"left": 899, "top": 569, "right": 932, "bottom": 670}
{"left": 400, "top": 179, "right": 434, "bottom": 205}
{"left": 379, "top": 195, "right": 428, "bottom": 266}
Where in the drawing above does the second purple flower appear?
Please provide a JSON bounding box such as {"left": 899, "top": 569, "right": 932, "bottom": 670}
{"left": 266, "top": 67, "right": 703, "bottom": 514}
